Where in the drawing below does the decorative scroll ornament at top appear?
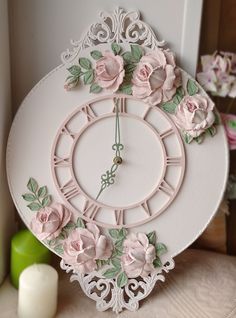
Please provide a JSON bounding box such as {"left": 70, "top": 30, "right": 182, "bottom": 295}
{"left": 61, "top": 7, "right": 166, "bottom": 64}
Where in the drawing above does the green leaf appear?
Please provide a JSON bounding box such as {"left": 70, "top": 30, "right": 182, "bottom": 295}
{"left": 119, "top": 83, "right": 132, "bottom": 95}
{"left": 27, "top": 178, "right": 38, "bottom": 193}
{"left": 187, "top": 79, "right": 199, "bottom": 96}
{"left": 27, "top": 202, "right": 42, "bottom": 211}
{"left": 90, "top": 50, "right": 103, "bottom": 60}
{"left": 90, "top": 83, "right": 102, "bottom": 93}
{"left": 214, "top": 111, "right": 221, "bottom": 125}
{"left": 47, "top": 238, "right": 57, "bottom": 247}
{"left": 83, "top": 70, "right": 94, "bottom": 85}
{"left": 96, "top": 259, "right": 103, "bottom": 267}
{"left": 65, "top": 76, "right": 79, "bottom": 89}
{"left": 22, "top": 193, "right": 36, "bottom": 202}
{"left": 103, "top": 267, "right": 120, "bottom": 279}
{"left": 66, "top": 75, "right": 74, "bottom": 81}
{"left": 97, "top": 259, "right": 110, "bottom": 267}
{"left": 79, "top": 57, "right": 92, "bottom": 70}
{"left": 116, "top": 249, "right": 123, "bottom": 257}
{"left": 147, "top": 231, "right": 156, "bottom": 245}
{"left": 118, "top": 228, "right": 127, "bottom": 239}
{"left": 38, "top": 186, "right": 47, "bottom": 198}
{"left": 125, "top": 63, "right": 136, "bottom": 74}
{"left": 131, "top": 44, "right": 143, "bottom": 62}
{"left": 176, "top": 86, "right": 185, "bottom": 97}
{"left": 42, "top": 195, "right": 51, "bottom": 207}
{"left": 58, "top": 232, "right": 66, "bottom": 240}
{"left": 109, "top": 229, "right": 120, "bottom": 239}
{"left": 117, "top": 271, "right": 128, "bottom": 288}
{"left": 162, "top": 102, "right": 177, "bottom": 114}
{"left": 156, "top": 243, "right": 167, "bottom": 256}
{"left": 63, "top": 221, "right": 76, "bottom": 230}
{"left": 183, "top": 132, "right": 193, "bottom": 144}
{"left": 111, "top": 258, "right": 121, "bottom": 269}
{"left": 115, "top": 239, "right": 123, "bottom": 252}
{"left": 153, "top": 257, "right": 162, "bottom": 268}
{"left": 207, "top": 125, "right": 217, "bottom": 137}
{"left": 54, "top": 244, "right": 64, "bottom": 255}
{"left": 172, "top": 87, "right": 185, "bottom": 105}
{"left": 111, "top": 250, "right": 118, "bottom": 259}
{"left": 67, "top": 65, "right": 81, "bottom": 77}
{"left": 194, "top": 134, "right": 204, "bottom": 144}
{"left": 76, "top": 217, "right": 85, "bottom": 228}
{"left": 122, "top": 52, "right": 133, "bottom": 64}
{"left": 111, "top": 43, "right": 121, "bottom": 55}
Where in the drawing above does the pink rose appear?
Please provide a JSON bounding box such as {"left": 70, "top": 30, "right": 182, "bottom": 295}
{"left": 63, "top": 223, "right": 113, "bottom": 274}
{"left": 201, "top": 53, "right": 231, "bottom": 74}
{"left": 132, "top": 49, "right": 181, "bottom": 106}
{"left": 221, "top": 113, "right": 236, "bottom": 150}
{"left": 121, "top": 233, "right": 156, "bottom": 278}
{"left": 174, "top": 94, "right": 215, "bottom": 138}
{"left": 197, "top": 52, "right": 236, "bottom": 97}
{"left": 95, "top": 52, "right": 125, "bottom": 92}
{"left": 30, "top": 203, "right": 71, "bottom": 240}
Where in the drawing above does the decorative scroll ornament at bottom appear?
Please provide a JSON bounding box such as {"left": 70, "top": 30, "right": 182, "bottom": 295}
{"left": 60, "top": 258, "right": 175, "bottom": 313}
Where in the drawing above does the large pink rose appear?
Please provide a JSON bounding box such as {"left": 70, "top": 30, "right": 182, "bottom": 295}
{"left": 174, "top": 94, "right": 215, "bottom": 138}
{"left": 132, "top": 49, "right": 181, "bottom": 105}
{"left": 121, "top": 233, "right": 156, "bottom": 278}
{"left": 63, "top": 223, "right": 113, "bottom": 274}
{"left": 95, "top": 52, "right": 125, "bottom": 92}
{"left": 30, "top": 203, "right": 71, "bottom": 240}
{"left": 221, "top": 113, "right": 236, "bottom": 150}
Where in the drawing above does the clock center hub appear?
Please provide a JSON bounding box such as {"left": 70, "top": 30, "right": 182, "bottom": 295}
{"left": 113, "top": 156, "right": 123, "bottom": 165}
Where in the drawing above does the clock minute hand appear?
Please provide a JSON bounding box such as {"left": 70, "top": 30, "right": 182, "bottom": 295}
{"left": 112, "top": 100, "right": 124, "bottom": 164}
{"left": 95, "top": 100, "right": 124, "bottom": 200}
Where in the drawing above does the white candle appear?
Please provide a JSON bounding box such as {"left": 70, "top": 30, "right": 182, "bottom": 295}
{"left": 18, "top": 264, "right": 58, "bottom": 318}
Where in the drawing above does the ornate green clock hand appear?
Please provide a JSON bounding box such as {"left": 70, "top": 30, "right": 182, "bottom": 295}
{"left": 96, "top": 100, "right": 124, "bottom": 200}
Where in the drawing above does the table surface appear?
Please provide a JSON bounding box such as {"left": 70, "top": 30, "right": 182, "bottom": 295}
{"left": 1, "top": 249, "right": 236, "bottom": 318}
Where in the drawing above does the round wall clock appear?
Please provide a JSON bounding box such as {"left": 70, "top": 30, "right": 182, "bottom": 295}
{"left": 7, "top": 7, "right": 229, "bottom": 313}
{"left": 52, "top": 94, "right": 185, "bottom": 228}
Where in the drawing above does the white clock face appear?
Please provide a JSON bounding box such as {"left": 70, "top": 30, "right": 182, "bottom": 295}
{"left": 52, "top": 95, "right": 185, "bottom": 228}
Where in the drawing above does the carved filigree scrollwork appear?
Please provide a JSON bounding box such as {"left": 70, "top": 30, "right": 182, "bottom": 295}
{"left": 61, "top": 7, "right": 166, "bottom": 64}
{"left": 60, "top": 259, "right": 175, "bottom": 313}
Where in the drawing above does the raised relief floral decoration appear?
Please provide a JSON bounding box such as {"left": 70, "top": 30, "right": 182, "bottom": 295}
{"left": 23, "top": 178, "right": 167, "bottom": 288}
{"left": 64, "top": 43, "right": 218, "bottom": 144}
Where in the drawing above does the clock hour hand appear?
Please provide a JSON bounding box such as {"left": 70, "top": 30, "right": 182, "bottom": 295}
{"left": 96, "top": 100, "right": 124, "bottom": 200}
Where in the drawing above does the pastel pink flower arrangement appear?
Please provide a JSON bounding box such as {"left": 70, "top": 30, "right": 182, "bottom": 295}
{"left": 95, "top": 51, "right": 125, "bottom": 92}
{"left": 64, "top": 43, "right": 218, "bottom": 145}
{"left": 121, "top": 233, "right": 156, "bottom": 278}
{"left": 64, "top": 44, "right": 181, "bottom": 105}
{"left": 23, "top": 178, "right": 167, "bottom": 288}
{"left": 30, "top": 203, "right": 71, "bottom": 240}
{"left": 174, "top": 94, "right": 215, "bottom": 139}
{"left": 197, "top": 51, "right": 236, "bottom": 98}
{"left": 63, "top": 223, "right": 113, "bottom": 273}
{"left": 132, "top": 49, "right": 181, "bottom": 105}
